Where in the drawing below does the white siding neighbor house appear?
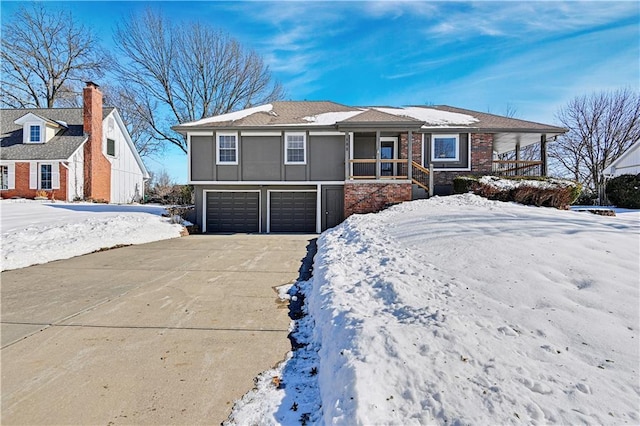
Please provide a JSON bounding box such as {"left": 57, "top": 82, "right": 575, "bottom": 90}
{"left": 603, "top": 140, "right": 640, "bottom": 177}
{"left": 1, "top": 82, "right": 148, "bottom": 203}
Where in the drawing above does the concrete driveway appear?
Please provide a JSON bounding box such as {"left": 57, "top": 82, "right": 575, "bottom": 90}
{"left": 1, "top": 234, "right": 315, "bottom": 425}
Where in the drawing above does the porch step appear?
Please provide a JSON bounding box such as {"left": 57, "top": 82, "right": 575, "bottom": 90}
{"left": 412, "top": 184, "right": 429, "bottom": 200}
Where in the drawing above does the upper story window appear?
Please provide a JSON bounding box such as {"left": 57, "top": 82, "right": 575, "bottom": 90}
{"left": 29, "top": 125, "right": 41, "bottom": 143}
{"left": 285, "top": 132, "right": 306, "bottom": 164}
{"left": 431, "top": 134, "right": 459, "bottom": 162}
{"left": 106, "top": 138, "right": 115, "bottom": 156}
{"left": 217, "top": 133, "right": 238, "bottom": 165}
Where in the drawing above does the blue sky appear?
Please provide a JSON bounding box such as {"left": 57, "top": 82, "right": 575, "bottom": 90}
{"left": 2, "top": 1, "right": 638, "bottom": 183}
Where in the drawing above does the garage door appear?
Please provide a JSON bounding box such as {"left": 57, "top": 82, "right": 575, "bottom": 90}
{"left": 269, "top": 191, "right": 316, "bottom": 233}
{"left": 206, "top": 191, "right": 259, "bottom": 233}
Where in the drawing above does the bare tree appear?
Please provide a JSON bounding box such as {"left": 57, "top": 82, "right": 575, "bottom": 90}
{"left": 113, "top": 9, "right": 284, "bottom": 154}
{"left": 0, "top": 4, "right": 107, "bottom": 108}
{"left": 549, "top": 89, "right": 640, "bottom": 197}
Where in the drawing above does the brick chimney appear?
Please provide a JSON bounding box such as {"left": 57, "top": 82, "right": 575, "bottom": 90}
{"left": 83, "top": 81, "right": 111, "bottom": 202}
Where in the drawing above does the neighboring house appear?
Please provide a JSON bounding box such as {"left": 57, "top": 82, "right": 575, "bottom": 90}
{"left": 1, "top": 82, "right": 149, "bottom": 203}
{"left": 173, "top": 101, "right": 565, "bottom": 233}
{"left": 603, "top": 140, "right": 640, "bottom": 177}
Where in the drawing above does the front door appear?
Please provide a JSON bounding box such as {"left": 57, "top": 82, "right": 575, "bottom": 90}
{"left": 380, "top": 137, "right": 397, "bottom": 176}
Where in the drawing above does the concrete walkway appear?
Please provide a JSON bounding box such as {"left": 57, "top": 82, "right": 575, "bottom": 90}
{"left": 1, "top": 234, "right": 315, "bottom": 425}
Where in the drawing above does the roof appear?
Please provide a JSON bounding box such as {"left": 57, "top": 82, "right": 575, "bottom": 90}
{"left": 173, "top": 101, "right": 565, "bottom": 134}
{"left": 0, "top": 107, "right": 115, "bottom": 161}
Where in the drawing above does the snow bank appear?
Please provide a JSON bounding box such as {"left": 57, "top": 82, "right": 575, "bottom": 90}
{"left": 230, "top": 194, "right": 639, "bottom": 425}
{"left": 310, "top": 194, "right": 639, "bottom": 424}
{"left": 1, "top": 201, "right": 184, "bottom": 271}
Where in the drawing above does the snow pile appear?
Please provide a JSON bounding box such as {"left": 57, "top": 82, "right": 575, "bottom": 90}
{"left": 375, "top": 106, "right": 478, "bottom": 126}
{"left": 479, "top": 175, "right": 579, "bottom": 190}
{"left": 302, "top": 110, "right": 364, "bottom": 125}
{"left": 228, "top": 194, "right": 639, "bottom": 425}
{"left": 181, "top": 104, "right": 273, "bottom": 126}
{"left": 1, "top": 201, "right": 184, "bottom": 271}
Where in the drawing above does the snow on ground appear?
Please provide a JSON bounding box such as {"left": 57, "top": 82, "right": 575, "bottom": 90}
{"left": 228, "top": 194, "right": 639, "bottom": 425}
{"left": 1, "top": 200, "right": 184, "bottom": 271}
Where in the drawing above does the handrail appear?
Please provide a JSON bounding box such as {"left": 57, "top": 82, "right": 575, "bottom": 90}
{"left": 411, "top": 161, "right": 430, "bottom": 192}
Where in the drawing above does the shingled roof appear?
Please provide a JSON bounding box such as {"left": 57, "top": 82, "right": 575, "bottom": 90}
{"left": 0, "top": 107, "right": 115, "bottom": 161}
{"left": 173, "top": 101, "right": 564, "bottom": 134}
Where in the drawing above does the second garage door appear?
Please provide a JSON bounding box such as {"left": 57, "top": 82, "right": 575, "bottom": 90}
{"left": 206, "top": 191, "right": 259, "bottom": 233}
{"left": 269, "top": 191, "right": 316, "bottom": 233}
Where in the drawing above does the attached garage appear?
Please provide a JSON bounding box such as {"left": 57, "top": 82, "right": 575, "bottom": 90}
{"left": 205, "top": 191, "right": 260, "bottom": 233}
{"left": 268, "top": 191, "right": 317, "bottom": 233}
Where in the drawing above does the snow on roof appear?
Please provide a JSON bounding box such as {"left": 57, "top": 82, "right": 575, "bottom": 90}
{"left": 181, "top": 104, "right": 274, "bottom": 126}
{"left": 374, "top": 106, "right": 479, "bottom": 126}
{"left": 303, "top": 110, "right": 365, "bottom": 125}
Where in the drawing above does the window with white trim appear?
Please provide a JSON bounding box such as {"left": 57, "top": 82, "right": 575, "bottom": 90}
{"left": 431, "top": 134, "right": 459, "bottom": 161}
{"left": 40, "top": 164, "right": 52, "bottom": 190}
{"left": 285, "top": 132, "right": 306, "bottom": 164}
{"left": 217, "top": 133, "right": 238, "bottom": 164}
{"left": 0, "top": 166, "right": 8, "bottom": 190}
{"left": 106, "top": 138, "right": 115, "bottom": 156}
{"left": 29, "top": 125, "right": 41, "bottom": 143}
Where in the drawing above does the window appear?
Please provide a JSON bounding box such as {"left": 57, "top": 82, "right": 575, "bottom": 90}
{"left": 431, "top": 134, "right": 459, "bottom": 161}
{"left": 0, "top": 166, "right": 7, "bottom": 190}
{"left": 40, "top": 164, "right": 52, "bottom": 190}
{"left": 107, "top": 138, "right": 115, "bottom": 156}
{"left": 285, "top": 132, "right": 306, "bottom": 164}
{"left": 217, "top": 133, "right": 238, "bottom": 164}
{"left": 29, "top": 125, "right": 41, "bottom": 143}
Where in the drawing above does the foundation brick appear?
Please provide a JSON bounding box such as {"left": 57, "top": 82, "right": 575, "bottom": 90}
{"left": 344, "top": 182, "right": 412, "bottom": 218}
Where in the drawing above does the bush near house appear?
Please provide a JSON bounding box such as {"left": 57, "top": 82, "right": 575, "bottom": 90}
{"left": 453, "top": 175, "right": 581, "bottom": 209}
{"left": 606, "top": 174, "right": 640, "bottom": 209}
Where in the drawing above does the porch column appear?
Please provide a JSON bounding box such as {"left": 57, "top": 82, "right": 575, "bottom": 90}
{"left": 375, "top": 130, "right": 381, "bottom": 179}
{"left": 407, "top": 130, "right": 413, "bottom": 180}
{"left": 344, "top": 133, "right": 350, "bottom": 180}
{"left": 540, "top": 134, "right": 547, "bottom": 176}
{"left": 515, "top": 141, "right": 520, "bottom": 175}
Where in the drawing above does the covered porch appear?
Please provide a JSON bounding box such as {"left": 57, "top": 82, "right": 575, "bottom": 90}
{"left": 491, "top": 133, "right": 551, "bottom": 177}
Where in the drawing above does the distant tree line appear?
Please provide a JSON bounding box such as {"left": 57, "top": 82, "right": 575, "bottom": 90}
{"left": 1, "top": 4, "right": 283, "bottom": 157}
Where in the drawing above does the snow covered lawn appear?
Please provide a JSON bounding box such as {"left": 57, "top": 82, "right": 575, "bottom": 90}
{"left": 228, "top": 194, "right": 639, "bottom": 425}
{"left": 1, "top": 200, "right": 184, "bottom": 271}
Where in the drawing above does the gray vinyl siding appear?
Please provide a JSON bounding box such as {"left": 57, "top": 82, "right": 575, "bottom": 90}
{"left": 241, "top": 136, "right": 281, "bottom": 180}
{"left": 424, "top": 133, "right": 470, "bottom": 169}
{"left": 190, "top": 132, "right": 347, "bottom": 182}
{"left": 353, "top": 134, "right": 376, "bottom": 158}
{"left": 190, "top": 136, "right": 215, "bottom": 180}
{"left": 309, "top": 135, "right": 344, "bottom": 180}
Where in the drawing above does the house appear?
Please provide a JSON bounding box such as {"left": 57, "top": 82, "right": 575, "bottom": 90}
{"left": 0, "top": 82, "right": 149, "bottom": 203}
{"left": 172, "top": 101, "right": 565, "bottom": 233}
{"left": 603, "top": 140, "right": 640, "bottom": 177}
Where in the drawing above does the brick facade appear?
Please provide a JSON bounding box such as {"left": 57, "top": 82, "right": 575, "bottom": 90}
{"left": 470, "top": 133, "right": 493, "bottom": 173}
{"left": 1, "top": 162, "right": 68, "bottom": 200}
{"left": 431, "top": 133, "right": 494, "bottom": 191}
{"left": 344, "top": 182, "right": 412, "bottom": 218}
{"left": 83, "top": 82, "right": 111, "bottom": 202}
{"left": 399, "top": 132, "right": 423, "bottom": 161}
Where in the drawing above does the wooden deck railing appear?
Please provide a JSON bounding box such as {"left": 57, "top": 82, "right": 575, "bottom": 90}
{"left": 492, "top": 160, "right": 543, "bottom": 177}
{"left": 349, "top": 159, "right": 409, "bottom": 179}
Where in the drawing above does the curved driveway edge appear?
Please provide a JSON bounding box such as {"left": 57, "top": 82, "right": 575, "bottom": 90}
{"left": 1, "top": 234, "right": 314, "bottom": 425}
